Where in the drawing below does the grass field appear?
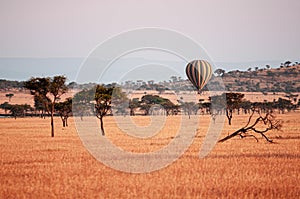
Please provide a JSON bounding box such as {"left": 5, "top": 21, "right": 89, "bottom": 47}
{"left": 0, "top": 112, "right": 300, "bottom": 198}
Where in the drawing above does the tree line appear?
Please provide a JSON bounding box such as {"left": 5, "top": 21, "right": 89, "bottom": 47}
{"left": 0, "top": 75, "right": 298, "bottom": 139}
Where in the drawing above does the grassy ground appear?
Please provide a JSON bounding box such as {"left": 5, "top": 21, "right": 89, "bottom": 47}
{"left": 0, "top": 112, "right": 299, "bottom": 198}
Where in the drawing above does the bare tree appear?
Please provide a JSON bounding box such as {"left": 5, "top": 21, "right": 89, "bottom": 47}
{"left": 219, "top": 111, "right": 282, "bottom": 143}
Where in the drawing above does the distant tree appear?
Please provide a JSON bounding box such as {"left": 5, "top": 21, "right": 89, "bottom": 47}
{"left": 138, "top": 94, "right": 178, "bottom": 116}
{"left": 24, "top": 76, "right": 68, "bottom": 137}
{"left": 170, "top": 76, "right": 178, "bottom": 83}
{"left": 0, "top": 103, "right": 32, "bottom": 118}
{"left": 161, "top": 100, "right": 180, "bottom": 116}
{"left": 284, "top": 61, "right": 291, "bottom": 67}
{"left": 55, "top": 97, "right": 72, "bottom": 127}
{"left": 240, "top": 100, "right": 252, "bottom": 114}
{"left": 180, "top": 102, "right": 199, "bottom": 118}
{"left": 5, "top": 93, "right": 14, "bottom": 102}
{"left": 276, "top": 98, "right": 293, "bottom": 114}
{"left": 111, "top": 87, "right": 129, "bottom": 116}
{"left": 9, "top": 104, "right": 32, "bottom": 119}
{"left": 34, "top": 95, "right": 50, "bottom": 118}
{"left": 129, "top": 98, "right": 140, "bottom": 116}
{"left": 210, "top": 92, "right": 244, "bottom": 125}
{"left": 0, "top": 102, "right": 12, "bottom": 114}
{"left": 214, "top": 69, "right": 225, "bottom": 77}
{"left": 73, "top": 89, "right": 94, "bottom": 119}
{"left": 94, "top": 85, "right": 114, "bottom": 136}
{"left": 67, "top": 81, "right": 78, "bottom": 89}
{"left": 155, "top": 85, "right": 167, "bottom": 94}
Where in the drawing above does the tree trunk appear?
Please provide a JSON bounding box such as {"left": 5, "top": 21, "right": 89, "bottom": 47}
{"left": 62, "top": 119, "right": 66, "bottom": 127}
{"left": 226, "top": 109, "right": 232, "bottom": 125}
{"left": 100, "top": 117, "right": 105, "bottom": 136}
{"left": 51, "top": 103, "right": 54, "bottom": 137}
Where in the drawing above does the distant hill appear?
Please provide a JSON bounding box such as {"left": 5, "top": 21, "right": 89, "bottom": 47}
{"left": 0, "top": 62, "right": 299, "bottom": 93}
{"left": 219, "top": 63, "right": 300, "bottom": 93}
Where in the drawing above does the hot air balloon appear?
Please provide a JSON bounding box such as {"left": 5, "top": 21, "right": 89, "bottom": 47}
{"left": 186, "top": 60, "right": 212, "bottom": 92}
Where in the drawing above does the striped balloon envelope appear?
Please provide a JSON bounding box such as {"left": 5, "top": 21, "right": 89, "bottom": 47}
{"left": 185, "top": 60, "right": 212, "bottom": 91}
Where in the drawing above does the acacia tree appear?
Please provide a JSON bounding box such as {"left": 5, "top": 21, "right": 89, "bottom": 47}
{"left": 5, "top": 93, "right": 14, "bottom": 102}
{"left": 0, "top": 102, "right": 11, "bottom": 114}
{"left": 111, "top": 87, "right": 129, "bottom": 116}
{"left": 138, "top": 94, "right": 178, "bottom": 116}
{"left": 73, "top": 89, "right": 94, "bottom": 120}
{"left": 128, "top": 98, "right": 139, "bottom": 116}
{"left": 9, "top": 104, "right": 32, "bottom": 119}
{"left": 24, "top": 76, "right": 68, "bottom": 137}
{"left": 94, "top": 85, "right": 114, "bottom": 136}
{"left": 55, "top": 97, "right": 72, "bottom": 127}
{"left": 0, "top": 103, "right": 32, "bottom": 119}
{"left": 34, "top": 95, "right": 50, "bottom": 118}
{"left": 210, "top": 92, "right": 244, "bottom": 125}
{"left": 180, "top": 102, "right": 199, "bottom": 118}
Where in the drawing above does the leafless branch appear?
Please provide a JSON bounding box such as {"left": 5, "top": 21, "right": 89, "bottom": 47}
{"left": 219, "top": 111, "right": 282, "bottom": 143}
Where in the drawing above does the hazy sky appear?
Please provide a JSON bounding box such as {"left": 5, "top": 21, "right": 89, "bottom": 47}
{"left": 0, "top": 0, "right": 300, "bottom": 82}
{"left": 1, "top": 0, "right": 299, "bottom": 62}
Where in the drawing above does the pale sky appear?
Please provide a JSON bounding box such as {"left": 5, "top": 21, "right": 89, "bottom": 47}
{"left": 0, "top": 0, "right": 299, "bottom": 81}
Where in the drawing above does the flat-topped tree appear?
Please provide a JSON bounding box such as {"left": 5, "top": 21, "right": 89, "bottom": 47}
{"left": 24, "top": 76, "right": 68, "bottom": 137}
{"left": 5, "top": 93, "right": 14, "bottom": 102}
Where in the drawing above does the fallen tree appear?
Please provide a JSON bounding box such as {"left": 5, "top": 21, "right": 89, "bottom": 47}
{"left": 219, "top": 110, "right": 282, "bottom": 143}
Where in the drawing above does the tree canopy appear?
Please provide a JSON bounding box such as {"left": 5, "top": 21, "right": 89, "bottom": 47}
{"left": 24, "top": 76, "right": 68, "bottom": 137}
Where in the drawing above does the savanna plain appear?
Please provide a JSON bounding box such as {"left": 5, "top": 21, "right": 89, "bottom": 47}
{"left": 0, "top": 112, "right": 300, "bottom": 198}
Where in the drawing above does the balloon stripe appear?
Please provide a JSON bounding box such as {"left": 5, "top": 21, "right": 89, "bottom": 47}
{"left": 197, "top": 60, "right": 201, "bottom": 90}
{"left": 186, "top": 60, "right": 212, "bottom": 91}
{"left": 203, "top": 60, "right": 207, "bottom": 88}
{"left": 199, "top": 60, "right": 203, "bottom": 89}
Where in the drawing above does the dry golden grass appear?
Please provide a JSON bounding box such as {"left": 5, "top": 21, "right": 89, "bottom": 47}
{"left": 0, "top": 112, "right": 300, "bottom": 198}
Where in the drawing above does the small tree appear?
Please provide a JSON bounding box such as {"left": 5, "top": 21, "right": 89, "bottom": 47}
{"left": 24, "top": 76, "right": 68, "bottom": 137}
{"left": 210, "top": 92, "right": 244, "bottom": 125}
{"left": 9, "top": 104, "right": 32, "bottom": 119}
{"left": 0, "top": 102, "right": 11, "bottom": 114}
{"left": 129, "top": 98, "right": 139, "bottom": 116}
{"left": 55, "top": 97, "right": 72, "bottom": 127}
{"left": 5, "top": 93, "right": 14, "bottom": 102}
{"left": 180, "top": 102, "right": 198, "bottom": 118}
{"left": 214, "top": 69, "right": 225, "bottom": 77}
{"left": 73, "top": 88, "right": 94, "bottom": 120}
{"left": 94, "top": 85, "right": 114, "bottom": 136}
{"left": 34, "top": 95, "right": 50, "bottom": 118}
{"left": 111, "top": 87, "right": 129, "bottom": 116}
